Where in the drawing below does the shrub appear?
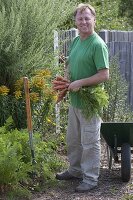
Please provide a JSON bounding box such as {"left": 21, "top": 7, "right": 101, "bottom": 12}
{"left": 0, "top": 0, "right": 77, "bottom": 130}
{"left": 103, "top": 56, "right": 133, "bottom": 122}
{"left": 0, "top": 119, "right": 65, "bottom": 197}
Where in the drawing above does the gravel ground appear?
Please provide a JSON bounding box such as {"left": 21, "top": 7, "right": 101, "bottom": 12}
{"left": 32, "top": 141, "right": 133, "bottom": 200}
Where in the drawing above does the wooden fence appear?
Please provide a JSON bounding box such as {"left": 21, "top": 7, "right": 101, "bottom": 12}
{"left": 99, "top": 30, "right": 133, "bottom": 109}
{"left": 55, "top": 29, "right": 133, "bottom": 110}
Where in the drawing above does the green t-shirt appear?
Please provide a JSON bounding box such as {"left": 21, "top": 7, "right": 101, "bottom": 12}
{"left": 68, "top": 32, "right": 109, "bottom": 108}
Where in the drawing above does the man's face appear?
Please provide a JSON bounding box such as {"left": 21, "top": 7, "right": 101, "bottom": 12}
{"left": 75, "top": 8, "right": 96, "bottom": 36}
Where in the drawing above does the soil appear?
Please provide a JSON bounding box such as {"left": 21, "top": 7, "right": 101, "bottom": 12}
{"left": 32, "top": 140, "right": 133, "bottom": 200}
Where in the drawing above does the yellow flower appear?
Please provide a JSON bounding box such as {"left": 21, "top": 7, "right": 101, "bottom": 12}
{"left": 0, "top": 86, "right": 10, "bottom": 96}
{"left": 35, "top": 69, "right": 51, "bottom": 78}
{"left": 30, "top": 92, "right": 39, "bottom": 102}
{"left": 14, "top": 78, "right": 23, "bottom": 90}
{"left": 31, "top": 76, "right": 45, "bottom": 90}
{"left": 14, "top": 90, "right": 22, "bottom": 99}
{"left": 44, "top": 87, "right": 54, "bottom": 95}
{"left": 53, "top": 95, "right": 58, "bottom": 101}
{"left": 46, "top": 117, "right": 52, "bottom": 123}
{"left": 43, "top": 87, "right": 57, "bottom": 101}
{"left": 46, "top": 117, "right": 56, "bottom": 126}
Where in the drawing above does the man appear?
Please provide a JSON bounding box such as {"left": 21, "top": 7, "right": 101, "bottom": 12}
{"left": 56, "top": 3, "right": 109, "bottom": 193}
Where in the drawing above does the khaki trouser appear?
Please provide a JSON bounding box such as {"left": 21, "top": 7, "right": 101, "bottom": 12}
{"left": 67, "top": 105, "right": 101, "bottom": 186}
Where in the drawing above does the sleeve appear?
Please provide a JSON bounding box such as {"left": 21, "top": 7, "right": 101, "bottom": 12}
{"left": 93, "top": 43, "right": 109, "bottom": 70}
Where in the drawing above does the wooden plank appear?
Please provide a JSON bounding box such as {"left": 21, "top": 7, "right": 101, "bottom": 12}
{"left": 119, "top": 31, "right": 128, "bottom": 42}
{"left": 107, "top": 42, "right": 115, "bottom": 58}
{"left": 123, "top": 31, "right": 129, "bottom": 42}
{"left": 119, "top": 42, "right": 131, "bottom": 105}
{"left": 114, "top": 42, "right": 120, "bottom": 56}
{"left": 103, "top": 30, "right": 130, "bottom": 42}
{"left": 128, "top": 31, "right": 133, "bottom": 42}
{"left": 129, "top": 42, "right": 133, "bottom": 109}
{"left": 119, "top": 42, "right": 130, "bottom": 80}
{"left": 59, "top": 29, "right": 78, "bottom": 57}
{"left": 110, "top": 30, "right": 116, "bottom": 42}
{"left": 99, "top": 30, "right": 109, "bottom": 43}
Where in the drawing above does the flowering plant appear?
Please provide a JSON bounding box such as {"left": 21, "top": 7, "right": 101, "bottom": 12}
{"left": 0, "top": 69, "right": 57, "bottom": 133}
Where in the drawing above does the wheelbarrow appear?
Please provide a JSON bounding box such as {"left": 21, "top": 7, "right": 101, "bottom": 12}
{"left": 100, "top": 122, "right": 133, "bottom": 182}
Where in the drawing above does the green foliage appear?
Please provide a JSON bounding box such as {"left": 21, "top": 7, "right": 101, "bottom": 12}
{"left": 0, "top": 68, "right": 57, "bottom": 131}
{"left": 103, "top": 56, "right": 133, "bottom": 122}
{"left": 0, "top": 119, "right": 65, "bottom": 197}
{"left": 7, "top": 186, "right": 32, "bottom": 200}
{"left": 0, "top": 94, "right": 27, "bottom": 129}
{"left": 78, "top": 86, "right": 109, "bottom": 120}
{"left": 0, "top": 0, "right": 76, "bottom": 131}
{"left": 34, "top": 133, "right": 65, "bottom": 182}
{"left": 91, "top": 0, "right": 131, "bottom": 31}
{"left": 32, "top": 98, "right": 55, "bottom": 136}
{"left": 0, "top": 95, "right": 11, "bottom": 125}
{"left": 118, "top": 0, "right": 133, "bottom": 26}
{"left": 122, "top": 193, "right": 133, "bottom": 200}
{"left": 0, "top": 0, "right": 77, "bottom": 130}
{"left": 11, "top": 97, "right": 27, "bottom": 129}
{"left": 0, "top": 0, "right": 77, "bottom": 90}
{"left": 60, "top": 99, "right": 69, "bottom": 136}
{"left": 0, "top": 131, "right": 32, "bottom": 187}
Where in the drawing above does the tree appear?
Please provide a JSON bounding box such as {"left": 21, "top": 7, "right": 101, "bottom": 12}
{"left": 118, "top": 0, "right": 133, "bottom": 26}
{"left": 61, "top": 0, "right": 132, "bottom": 31}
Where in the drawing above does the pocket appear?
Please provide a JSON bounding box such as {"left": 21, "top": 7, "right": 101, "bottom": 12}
{"left": 81, "top": 117, "right": 101, "bottom": 145}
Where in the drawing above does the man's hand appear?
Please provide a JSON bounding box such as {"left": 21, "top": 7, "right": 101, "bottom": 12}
{"left": 68, "top": 80, "right": 81, "bottom": 91}
{"left": 52, "top": 75, "right": 70, "bottom": 91}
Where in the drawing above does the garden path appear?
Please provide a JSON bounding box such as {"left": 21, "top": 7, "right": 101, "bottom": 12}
{"left": 33, "top": 141, "right": 133, "bottom": 200}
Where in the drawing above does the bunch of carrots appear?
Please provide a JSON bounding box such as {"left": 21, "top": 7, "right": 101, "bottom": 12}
{"left": 52, "top": 76, "right": 70, "bottom": 103}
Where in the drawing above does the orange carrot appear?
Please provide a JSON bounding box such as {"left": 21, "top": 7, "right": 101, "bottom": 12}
{"left": 52, "top": 80, "right": 68, "bottom": 85}
{"left": 56, "top": 76, "right": 70, "bottom": 83}
{"left": 56, "top": 88, "right": 68, "bottom": 103}
{"left": 53, "top": 84, "right": 69, "bottom": 91}
{"left": 52, "top": 76, "right": 70, "bottom": 91}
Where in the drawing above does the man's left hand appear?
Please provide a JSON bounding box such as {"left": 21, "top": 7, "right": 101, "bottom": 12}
{"left": 68, "top": 80, "right": 81, "bottom": 91}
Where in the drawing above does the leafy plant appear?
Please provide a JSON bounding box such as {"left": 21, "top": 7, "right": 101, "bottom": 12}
{"left": 103, "top": 56, "right": 133, "bottom": 122}
{"left": 0, "top": 0, "right": 77, "bottom": 130}
{"left": 0, "top": 68, "right": 57, "bottom": 133}
{"left": 0, "top": 0, "right": 77, "bottom": 84}
{"left": 79, "top": 86, "right": 109, "bottom": 120}
{"left": 118, "top": 0, "right": 133, "bottom": 26}
{"left": 122, "top": 194, "right": 133, "bottom": 200}
{"left": 0, "top": 132, "right": 32, "bottom": 192}
{"left": 0, "top": 118, "right": 65, "bottom": 197}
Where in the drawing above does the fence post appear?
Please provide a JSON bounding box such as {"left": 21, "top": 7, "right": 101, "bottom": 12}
{"left": 99, "top": 30, "right": 109, "bottom": 43}
{"left": 53, "top": 28, "right": 79, "bottom": 135}
{"left": 54, "top": 31, "right": 60, "bottom": 135}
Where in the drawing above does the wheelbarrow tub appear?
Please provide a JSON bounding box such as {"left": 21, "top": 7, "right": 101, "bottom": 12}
{"left": 101, "top": 122, "right": 133, "bottom": 147}
{"left": 101, "top": 122, "right": 133, "bottom": 182}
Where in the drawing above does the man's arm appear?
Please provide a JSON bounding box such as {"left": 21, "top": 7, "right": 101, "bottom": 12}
{"left": 67, "top": 68, "right": 109, "bottom": 91}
